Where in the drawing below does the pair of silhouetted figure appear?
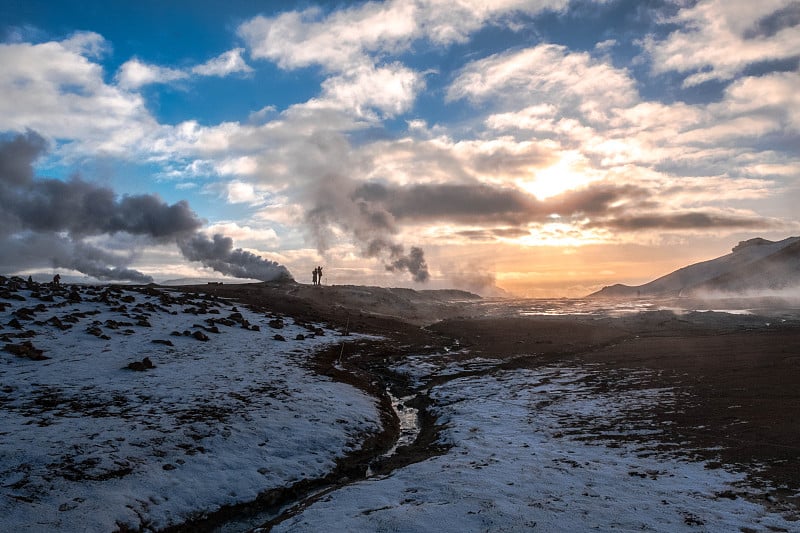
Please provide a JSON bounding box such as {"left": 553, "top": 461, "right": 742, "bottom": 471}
{"left": 312, "top": 266, "right": 323, "bottom": 286}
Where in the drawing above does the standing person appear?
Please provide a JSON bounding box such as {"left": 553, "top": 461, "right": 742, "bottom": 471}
{"left": 312, "top": 268, "right": 318, "bottom": 285}
{"left": 52, "top": 273, "right": 61, "bottom": 286}
{"left": 317, "top": 266, "right": 323, "bottom": 285}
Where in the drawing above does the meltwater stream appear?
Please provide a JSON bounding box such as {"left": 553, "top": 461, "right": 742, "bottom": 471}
{"left": 214, "top": 384, "right": 421, "bottom": 532}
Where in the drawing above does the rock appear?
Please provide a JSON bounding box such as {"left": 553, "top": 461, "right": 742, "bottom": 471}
{"left": 126, "top": 357, "right": 155, "bottom": 371}
{"left": 86, "top": 326, "right": 104, "bottom": 337}
{"left": 295, "top": 334, "right": 305, "bottom": 341}
{"left": 136, "top": 319, "right": 152, "bottom": 327}
{"left": 268, "top": 318, "right": 284, "bottom": 329}
{"left": 273, "top": 334, "right": 286, "bottom": 341}
{"left": 152, "top": 339, "right": 174, "bottom": 346}
{"left": 7, "top": 318, "right": 23, "bottom": 330}
{"left": 191, "top": 330, "right": 209, "bottom": 342}
{"left": 250, "top": 324, "right": 260, "bottom": 332}
{"left": 4, "top": 341, "right": 48, "bottom": 361}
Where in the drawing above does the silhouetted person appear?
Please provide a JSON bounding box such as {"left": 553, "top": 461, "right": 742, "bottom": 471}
{"left": 27, "top": 275, "right": 33, "bottom": 288}
{"left": 52, "top": 274, "right": 60, "bottom": 286}
{"left": 312, "top": 268, "right": 318, "bottom": 285}
{"left": 316, "top": 266, "right": 323, "bottom": 285}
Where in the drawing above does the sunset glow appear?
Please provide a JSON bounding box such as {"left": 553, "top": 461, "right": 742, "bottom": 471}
{"left": 0, "top": 0, "right": 798, "bottom": 295}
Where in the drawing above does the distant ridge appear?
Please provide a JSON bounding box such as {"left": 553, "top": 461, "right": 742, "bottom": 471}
{"left": 589, "top": 236, "right": 800, "bottom": 298}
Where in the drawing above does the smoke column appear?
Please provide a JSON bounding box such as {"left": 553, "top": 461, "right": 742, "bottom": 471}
{"left": 0, "top": 131, "right": 292, "bottom": 282}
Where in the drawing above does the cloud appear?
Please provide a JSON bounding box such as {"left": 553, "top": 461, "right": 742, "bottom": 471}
{"left": 588, "top": 211, "right": 779, "bottom": 231}
{"left": 117, "top": 48, "right": 253, "bottom": 90}
{"left": 447, "top": 44, "right": 637, "bottom": 123}
{"left": 238, "top": 0, "right": 568, "bottom": 72}
{"left": 318, "top": 62, "right": 424, "bottom": 118}
{"left": 116, "top": 58, "right": 188, "bottom": 90}
{"left": 0, "top": 34, "right": 155, "bottom": 154}
{"left": 191, "top": 48, "right": 253, "bottom": 77}
{"left": 644, "top": 0, "right": 800, "bottom": 86}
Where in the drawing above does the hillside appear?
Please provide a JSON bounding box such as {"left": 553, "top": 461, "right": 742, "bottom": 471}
{"left": 590, "top": 236, "right": 800, "bottom": 298}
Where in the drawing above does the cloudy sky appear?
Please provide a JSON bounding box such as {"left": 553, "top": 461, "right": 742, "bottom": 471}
{"left": 1, "top": 0, "right": 798, "bottom": 296}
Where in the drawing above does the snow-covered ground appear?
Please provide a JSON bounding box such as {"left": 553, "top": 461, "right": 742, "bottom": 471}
{"left": 274, "top": 356, "right": 798, "bottom": 532}
{"left": 0, "top": 280, "right": 381, "bottom": 531}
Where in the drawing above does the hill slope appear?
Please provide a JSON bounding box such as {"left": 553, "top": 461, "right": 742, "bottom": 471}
{"left": 590, "top": 236, "right": 800, "bottom": 298}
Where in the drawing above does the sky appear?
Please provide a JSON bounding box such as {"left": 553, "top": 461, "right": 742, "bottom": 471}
{"left": 0, "top": 0, "right": 798, "bottom": 296}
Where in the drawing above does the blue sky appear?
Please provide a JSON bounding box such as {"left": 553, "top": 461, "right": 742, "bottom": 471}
{"left": 1, "top": 0, "right": 798, "bottom": 295}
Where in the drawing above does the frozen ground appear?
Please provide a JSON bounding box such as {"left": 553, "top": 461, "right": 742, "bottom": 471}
{"left": 273, "top": 355, "right": 798, "bottom": 532}
{"left": 0, "top": 279, "right": 380, "bottom": 531}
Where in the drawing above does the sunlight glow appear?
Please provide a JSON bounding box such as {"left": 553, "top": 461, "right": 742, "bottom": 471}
{"left": 517, "top": 151, "right": 597, "bottom": 200}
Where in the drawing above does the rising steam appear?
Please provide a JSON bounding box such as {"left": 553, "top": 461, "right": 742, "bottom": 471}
{"left": 305, "top": 172, "right": 430, "bottom": 283}
{"left": 178, "top": 233, "right": 291, "bottom": 281}
{"left": 0, "top": 131, "right": 291, "bottom": 282}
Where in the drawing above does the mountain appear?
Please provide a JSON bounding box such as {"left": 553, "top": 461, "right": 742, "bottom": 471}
{"left": 589, "top": 236, "right": 800, "bottom": 298}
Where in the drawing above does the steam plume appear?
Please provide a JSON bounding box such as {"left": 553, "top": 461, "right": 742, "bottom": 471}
{"left": 178, "top": 233, "right": 292, "bottom": 281}
{"left": 0, "top": 131, "right": 291, "bottom": 282}
{"left": 305, "top": 172, "right": 430, "bottom": 283}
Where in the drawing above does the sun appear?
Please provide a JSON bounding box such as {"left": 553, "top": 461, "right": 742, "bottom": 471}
{"left": 517, "top": 151, "right": 598, "bottom": 200}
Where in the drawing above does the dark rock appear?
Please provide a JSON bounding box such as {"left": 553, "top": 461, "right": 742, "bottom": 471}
{"left": 4, "top": 341, "right": 48, "bottom": 361}
{"left": 152, "top": 339, "right": 174, "bottom": 346}
{"left": 295, "top": 334, "right": 305, "bottom": 341}
{"left": 191, "top": 330, "right": 209, "bottom": 342}
{"left": 7, "top": 318, "right": 23, "bottom": 330}
{"left": 136, "top": 319, "right": 151, "bottom": 327}
{"left": 126, "top": 357, "right": 155, "bottom": 371}
{"left": 268, "top": 318, "right": 284, "bottom": 329}
{"left": 170, "top": 331, "right": 182, "bottom": 337}
{"left": 273, "top": 334, "right": 286, "bottom": 341}
{"left": 250, "top": 324, "right": 260, "bottom": 332}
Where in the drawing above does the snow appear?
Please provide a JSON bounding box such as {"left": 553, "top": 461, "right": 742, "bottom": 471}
{"left": 274, "top": 359, "right": 797, "bottom": 532}
{"left": 0, "top": 281, "right": 381, "bottom": 531}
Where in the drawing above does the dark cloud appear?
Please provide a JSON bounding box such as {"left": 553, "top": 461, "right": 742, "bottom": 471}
{"left": 744, "top": 2, "right": 800, "bottom": 39}
{"left": 589, "top": 212, "right": 774, "bottom": 231}
{"left": 353, "top": 181, "right": 647, "bottom": 225}
{"left": 0, "top": 132, "right": 291, "bottom": 282}
{"left": 456, "top": 228, "right": 531, "bottom": 241}
{"left": 178, "top": 233, "right": 291, "bottom": 281}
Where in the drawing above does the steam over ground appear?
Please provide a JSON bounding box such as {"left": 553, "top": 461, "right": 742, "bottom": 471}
{"left": 0, "top": 132, "right": 291, "bottom": 282}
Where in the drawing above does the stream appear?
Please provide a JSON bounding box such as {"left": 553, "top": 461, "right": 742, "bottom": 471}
{"left": 208, "top": 380, "right": 423, "bottom": 533}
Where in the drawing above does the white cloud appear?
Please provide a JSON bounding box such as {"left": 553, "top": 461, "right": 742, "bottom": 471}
{"left": 238, "top": 0, "right": 568, "bottom": 73}
{"left": 447, "top": 44, "right": 637, "bottom": 124}
{"left": 225, "top": 181, "right": 258, "bottom": 203}
{"left": 191, "top": 48, "right": 253, "bottom": 77}
{"left": 318, "top": 62, "right": 424, "bottom": 118}
{"left": 645, "top": 0, "right": 800, "bottom": 86}
{"left": 115, "top": 58, "right": 188, "bottom": 90}
{"left": 0, "top": 35, "right": 155, "bottom": 154}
